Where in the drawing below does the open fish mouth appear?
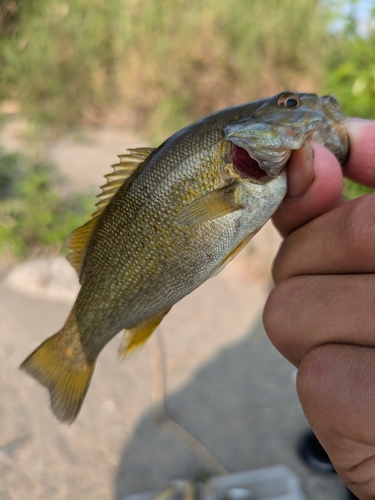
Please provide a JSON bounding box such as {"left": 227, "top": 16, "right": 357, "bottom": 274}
{"left": 225, "top": 91, "right": 349, "bottom": 180}
{"left": 231, "top": 143, "right": 274, "bottom": 184}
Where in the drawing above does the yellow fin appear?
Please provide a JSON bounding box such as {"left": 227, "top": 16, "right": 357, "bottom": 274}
{"left": 66, "top": 217, "right": 100, "bottom": 276}
{"left": 119, "top": 308, "right": 171, "bottom": 360}
{"left": 174, "top": 183, "right": 242, "bottom": 226}
{"left": 20, "top": 332, "right": 95, "bottom": 424}
{"left": 66, "top": 147, "right": 155, "bottom": 276}
{"left": 210, "top": 233, "right": 256, "bottom": 278}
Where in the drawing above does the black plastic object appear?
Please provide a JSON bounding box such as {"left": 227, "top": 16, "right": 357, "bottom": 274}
{"left": 298, "top": 429, "right": 336, "bottom": 474}
{"left": 298, "top": 429, "right": 360, "bottom": 498}
{"left": 347, "top": 490, "right": 360, "bottom": 500}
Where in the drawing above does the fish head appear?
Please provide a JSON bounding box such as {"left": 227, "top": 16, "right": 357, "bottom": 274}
{"left": 224, "top": 91, "right": 349, "bottom": 178}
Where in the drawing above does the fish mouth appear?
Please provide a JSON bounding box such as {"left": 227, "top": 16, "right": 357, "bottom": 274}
{"left": 231, "top": 143, "right": 274, "bottom": 183}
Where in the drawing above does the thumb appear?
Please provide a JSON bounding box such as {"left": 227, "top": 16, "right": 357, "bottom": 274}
{"left": 272, "top": 141, "right": 344, "bottom": 237}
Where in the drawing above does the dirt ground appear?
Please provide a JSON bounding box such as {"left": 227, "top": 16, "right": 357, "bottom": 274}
{"left": 0, "top": 119, "right": 346, "bottom": 499}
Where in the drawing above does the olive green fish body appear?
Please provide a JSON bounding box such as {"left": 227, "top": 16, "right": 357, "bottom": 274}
{"left": 21, "top": 92, "right": 349, "bottom": 423}
{"left": 76, "top": 138, "right": 280, "bottom": 338}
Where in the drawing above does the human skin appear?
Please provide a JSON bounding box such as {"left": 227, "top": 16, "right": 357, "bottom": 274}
{"left": 263, "top": 119, "right": 375, "bottom": 500}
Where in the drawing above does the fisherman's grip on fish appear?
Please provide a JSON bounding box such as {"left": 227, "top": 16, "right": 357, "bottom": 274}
{"left": 20, "top": 91, "right": 349, "bottom": 424}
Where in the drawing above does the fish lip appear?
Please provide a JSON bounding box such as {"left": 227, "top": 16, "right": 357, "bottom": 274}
{"left": 225, "top": 125, "right": 292, "bottom": 179}
{"left": 244, "top": 166, "right": 275, "bottom": 185}
{"left": 250, "top": 169, "right": 285, "bottom": 185}
{"left": 250, "top": 173, "right": 275, "bottom": 185}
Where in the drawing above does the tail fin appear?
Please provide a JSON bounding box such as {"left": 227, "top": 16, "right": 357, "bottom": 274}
{"left": 20, "top": 333, "right": 95, "bottom": 424}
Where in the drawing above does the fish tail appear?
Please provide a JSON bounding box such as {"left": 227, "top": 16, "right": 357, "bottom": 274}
{"left": 20, "top": 332, "right": 95, "bottom": 425}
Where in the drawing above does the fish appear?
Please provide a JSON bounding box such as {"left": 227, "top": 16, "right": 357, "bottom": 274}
{"left": 20, "top": 91, "right": 349, "bottom": 424}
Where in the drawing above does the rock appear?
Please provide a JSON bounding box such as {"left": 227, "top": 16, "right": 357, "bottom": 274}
{"left": 4, "top": 256, "right": 80, "bottom": 303}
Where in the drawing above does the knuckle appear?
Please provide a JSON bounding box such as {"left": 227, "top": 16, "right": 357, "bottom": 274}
{"left": 345, "top": 468, "right": 375, "bottom": 499}
{"left": 263, "top": 278, "right": 301, "bottom": 359}
{"left": 263, "top": 284, "right": 286, "bottom": 340}
{"left": 297, "top": 346, "right": 330, "bottom": 403}
{"left": 338, "top": 194, "right": 375, "bottom": 257}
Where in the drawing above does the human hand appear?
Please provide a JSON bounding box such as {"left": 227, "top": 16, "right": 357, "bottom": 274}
{"left": 263, "top": 119, "right": 375, "bottom": 499}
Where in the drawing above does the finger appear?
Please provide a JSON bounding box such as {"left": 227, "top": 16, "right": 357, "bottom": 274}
{"left": 272, "top": 193, "right": 375, "bottom": 283}
{"left": 273, "top": 141, "right": 344, "bottom": 237}
{"left": 273, "top": 118, "right": 375, "bottom": 237}
{"left": 344, "top": 119, "right": 375, "bottom": 187}
{"left": 263, "top": 274, "right": 375, "bottom": 366}
{"left": 297, "top": 344, "right": 375, "bottom": 500}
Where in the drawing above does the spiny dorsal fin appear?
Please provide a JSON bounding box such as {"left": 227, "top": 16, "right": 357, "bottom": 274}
{"left": 94, "top": 147, "right": 155, "bottom": 220}
{"left": 66, "top": 147, "right": 155, "bottom": 277}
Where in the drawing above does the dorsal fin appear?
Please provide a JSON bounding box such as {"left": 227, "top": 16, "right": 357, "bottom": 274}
{"left": 96, "top": 147, "right": 155, "bottom": 219}
{"left": 66, "top": 147, "right": 155, "bottom": 277}
{"left": 66, "top": 218, "right": 100, "bottom": 277}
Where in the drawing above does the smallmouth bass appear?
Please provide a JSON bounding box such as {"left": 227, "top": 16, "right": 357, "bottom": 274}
{"left": 20, "top": 92, "right": 349, "bottom": 423}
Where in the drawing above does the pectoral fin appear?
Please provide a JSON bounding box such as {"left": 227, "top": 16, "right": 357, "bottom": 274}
{"left": 119, "top": 308, "right": 172, "bottom": 359}
{"left": 174, "top": 183, "right": 242, "bottom": 226}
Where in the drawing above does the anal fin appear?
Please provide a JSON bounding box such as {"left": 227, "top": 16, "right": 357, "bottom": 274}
{"left": 119, "top": 308, "right": 172, "bottom": 359}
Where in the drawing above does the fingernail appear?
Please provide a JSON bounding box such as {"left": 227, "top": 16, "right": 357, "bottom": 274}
{"left": 287, "top": 140, "right": 316, "bottom": 199}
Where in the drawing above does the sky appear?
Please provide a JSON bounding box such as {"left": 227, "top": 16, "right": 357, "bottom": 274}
{"left": 330, "top": 0, "right": 374, "bottom": 34}
{"left": 350, "top": 0, "right": 373, "bottom": 32}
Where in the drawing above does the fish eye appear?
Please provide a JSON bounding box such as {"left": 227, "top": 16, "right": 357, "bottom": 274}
{"left": 285, "top": 98, "right": 298, "bottom": 107}
{"left": 277, "top": 93, "right": 301, "bottom": 108}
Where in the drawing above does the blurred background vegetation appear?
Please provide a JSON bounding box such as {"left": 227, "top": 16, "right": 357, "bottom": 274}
{"left": 0, "top": 0, "right": 374, "bottom": 262}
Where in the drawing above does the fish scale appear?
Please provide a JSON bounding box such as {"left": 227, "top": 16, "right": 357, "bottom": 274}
{"left": 20, "top": 91, "right": 349, "bottom": 423}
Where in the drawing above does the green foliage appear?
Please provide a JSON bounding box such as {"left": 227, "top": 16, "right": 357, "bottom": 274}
{"left": 2, "top": 0, "right": 375, "bottom": 261}
{"left": 323, "top": 2, "right": 375, "bottom": 199}
{"left": 1, "top": 0, "right": 124, "bottom": 128}
{"left": 0, "top": 0, "right": 329, "bottom": 137}
{"left": 324, "top": 1, "right": 375, "bottom": 118}
{"left": 0, "top": 149, "right": 93, "bottom": 258}
{"left": 326, "top": 36, "right": 375, "bottom": 118}
{"left": 343, "top": 178, "right": 374, "bottom": 200}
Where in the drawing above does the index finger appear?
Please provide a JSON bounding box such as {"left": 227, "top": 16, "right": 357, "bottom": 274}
{"left": 344, "top": 118, "right": 375, "bottom": 186}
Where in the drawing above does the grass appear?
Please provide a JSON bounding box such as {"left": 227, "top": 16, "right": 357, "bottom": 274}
{"left": 1, "top": 0, "right": 374, "bottom": 260}
{"left": 1, "top": 0, "right": 330, "bottom": 140}
{"left": 0, "top": 148, "right": 94, "bottom": 259}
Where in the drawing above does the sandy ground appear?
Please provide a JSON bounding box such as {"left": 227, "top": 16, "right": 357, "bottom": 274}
{"left": 0, "top": 121, "right": 347, "bottom": 499}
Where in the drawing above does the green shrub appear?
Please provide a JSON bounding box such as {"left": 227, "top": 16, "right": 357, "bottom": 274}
{"left": 0, "top": 0, "right": 329, "bottom": 138}
{"left": 324, "top": 2, "right": 375, "bottom": 200}
{"left": 343, "top": 178, "right": 373, "bottom": 201}
{"left": 0, "top": 149, "right": 93, "bottom": 258}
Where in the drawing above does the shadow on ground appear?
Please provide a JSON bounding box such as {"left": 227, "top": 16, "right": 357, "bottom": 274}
{"left": 115, "top": 318, "right": 345, "bottom": 500}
